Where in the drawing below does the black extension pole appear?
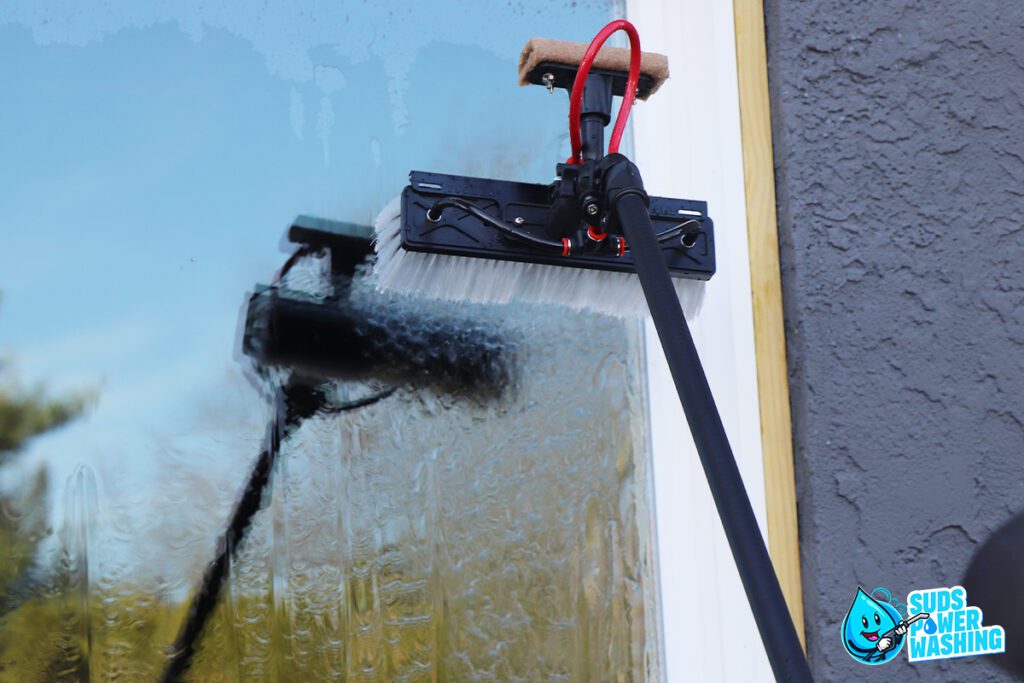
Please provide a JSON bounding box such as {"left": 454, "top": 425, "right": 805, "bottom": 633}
{"left": 611, "top": 171, "right": 812, "bottom": 682}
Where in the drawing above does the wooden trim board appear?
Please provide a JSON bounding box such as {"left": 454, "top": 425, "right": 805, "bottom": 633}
{"left": 732, "top": 0, "right": 806, "bottom": 647}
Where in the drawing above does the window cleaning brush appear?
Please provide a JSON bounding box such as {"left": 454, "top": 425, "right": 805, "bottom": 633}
{"left": 372, "top": 30, "right": 711, "bottom": 319}
{"left": 371, "top": 19, "right": 813, "bottom": 682}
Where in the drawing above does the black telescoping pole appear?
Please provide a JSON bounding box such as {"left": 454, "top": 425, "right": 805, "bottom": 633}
{"left": 609, "top": 163, "right": 812, "bottom": 682}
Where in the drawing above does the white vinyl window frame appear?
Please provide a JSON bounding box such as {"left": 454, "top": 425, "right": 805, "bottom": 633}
{"left": 626, "top": 1, "right": 788, "bottom": 680}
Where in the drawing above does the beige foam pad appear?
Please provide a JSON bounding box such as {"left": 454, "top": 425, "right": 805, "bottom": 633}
{"left": 518, "top": 37, "right": 669, "bottom": 99}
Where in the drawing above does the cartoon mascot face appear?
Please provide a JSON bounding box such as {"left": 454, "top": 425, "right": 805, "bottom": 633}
{"left": 841, "top": 588, "right": 904, "bottom": 664}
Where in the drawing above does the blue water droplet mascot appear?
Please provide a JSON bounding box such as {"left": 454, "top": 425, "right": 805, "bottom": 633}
{"left": 841, "top": 587, "right": 907, "bottom": 664}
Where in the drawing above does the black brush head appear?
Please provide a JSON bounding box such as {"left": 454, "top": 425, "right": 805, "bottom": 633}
{"left": 401, "top": 171, "right": 715, "bottom": 280}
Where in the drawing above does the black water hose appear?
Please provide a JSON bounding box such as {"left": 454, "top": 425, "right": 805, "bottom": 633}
{"left": 427, "top": 197, "right": 565, "bottom": 252}
{"left": 613, "top": 189, "right": 813, "bottom": 682}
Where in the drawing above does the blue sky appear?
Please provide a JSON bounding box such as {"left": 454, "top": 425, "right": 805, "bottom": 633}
{"left": 0, "top": 2, "right": 622, "bottom": 565}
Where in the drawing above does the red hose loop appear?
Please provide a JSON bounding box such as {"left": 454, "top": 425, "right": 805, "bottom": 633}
{"left": 567, "top": 20, "right": 642, "bottom": 165}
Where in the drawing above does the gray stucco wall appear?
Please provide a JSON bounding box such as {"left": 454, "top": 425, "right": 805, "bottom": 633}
{"left": 764, "top": 2, "right": 1024, "bottom": 680}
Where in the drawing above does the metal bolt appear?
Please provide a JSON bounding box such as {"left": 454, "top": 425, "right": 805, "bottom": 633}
{"left": 585, "top": 203, "right": 599, "bottom": 216}
{"left": 513, "top": 216, "right": 525, "bottom": 226}
{"left": 542, "top": 72, "right": 555, "bottom": 93}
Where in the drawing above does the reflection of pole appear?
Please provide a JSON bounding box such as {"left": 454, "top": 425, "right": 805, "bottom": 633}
{"left": 160, "top": 378, "right": 392, "bottom": 682}
{"left": 614, "top": 185, "right": 812, "bottom": 682}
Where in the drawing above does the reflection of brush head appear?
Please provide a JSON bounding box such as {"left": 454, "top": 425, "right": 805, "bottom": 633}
{"left": 241, "top": 215, "right": 511, "bottom": 396}
{"left": 243, "top": 286, "right": 509, "bottom": 395}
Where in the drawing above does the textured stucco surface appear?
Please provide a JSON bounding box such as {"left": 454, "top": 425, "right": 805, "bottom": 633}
{"left": 764, "top": 1, "right": 1024, "bottom": 680}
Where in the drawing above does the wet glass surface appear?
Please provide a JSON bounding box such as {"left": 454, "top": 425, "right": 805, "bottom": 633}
{"left": 0, "top": 2, "right": 661, "bottom": 679}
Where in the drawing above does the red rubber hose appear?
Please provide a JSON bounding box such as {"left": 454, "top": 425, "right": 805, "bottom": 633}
{"left": 567, "top": 19, "right": 642, "bottom": 164}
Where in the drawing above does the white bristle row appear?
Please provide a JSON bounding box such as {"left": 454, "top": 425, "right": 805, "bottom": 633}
{"left": 372, "top": 196, "right": 705, "bottom": 320}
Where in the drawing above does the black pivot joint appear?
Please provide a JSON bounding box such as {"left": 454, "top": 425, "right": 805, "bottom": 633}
{"left": 545, "top": 152, "right": 649, "bottom": 252}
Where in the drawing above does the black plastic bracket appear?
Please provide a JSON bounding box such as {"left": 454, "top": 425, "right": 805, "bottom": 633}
{"left": 524, "top": 61, "right": 658, "bottom": 99}
{"left": 402, "top": 171, "right": 715, "bottom": 280}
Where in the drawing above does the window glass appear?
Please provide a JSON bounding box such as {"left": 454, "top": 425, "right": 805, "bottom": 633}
{"left": 0, "top": 2, "right": 661, "bottom": 679}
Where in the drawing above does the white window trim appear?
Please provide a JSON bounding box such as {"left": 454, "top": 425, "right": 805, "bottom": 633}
{"left": 626, "top": 1, "right": 776, "bottom": 680}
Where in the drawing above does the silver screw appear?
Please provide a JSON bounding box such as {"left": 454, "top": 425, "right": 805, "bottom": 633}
{"left": 585, "top": 203, "right": 599, "bottom": 216}
{"left": 513, "top": 216, "right": 525, "bottom": 226}
{"left": 542, "top": 72, "right": 555, "bottom": 93}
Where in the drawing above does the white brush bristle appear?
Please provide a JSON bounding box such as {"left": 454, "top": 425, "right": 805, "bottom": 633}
{"left": 372, "top": 196, "right": 704, "bottom": 320}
